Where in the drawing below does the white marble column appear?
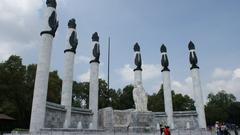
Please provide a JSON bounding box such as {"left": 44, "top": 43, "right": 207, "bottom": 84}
{"left": 160, "top": 45, "right": 174, "bottom": 129}
{"left": 61, "top": 19, "right": 78, "bottom": 128}
{"left": 30, "top": 0, "right": 58, "bottom": 132}
{"left": 188, "top": 41, "right": 206, "bottom": 129}
{"left": 191, "top": 68, "right": 206, "bottom": 129}
{"left": 133, "top": 43, "right": 148, "bottom": 112}
{"left": 89, "top": 62, "right": 99, "bottom": 129}
{"left": 162, "top": 71, "right": 174, "bottom": 129}
{"left": 134, "top": 70, "right": 142, "bottom": 84}
{"left": 89, "top": 32, "right": 100, "bottom": 129}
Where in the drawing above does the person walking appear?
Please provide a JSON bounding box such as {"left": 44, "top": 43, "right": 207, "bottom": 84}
{"left": 160, "top": 124, "right": 164, "bottom": 135}
{"left": 215, "top": 121, "right": 221, "bottom": 135}
{"left": 164, "top": 126, "right": 171, "bottom": 135}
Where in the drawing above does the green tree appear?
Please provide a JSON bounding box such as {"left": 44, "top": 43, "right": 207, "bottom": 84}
{"left": 148, "top": 84, "right": 195, "bottom": 112}
{"left": 72, "top": 81, "right": 89, "bottom": 108}
{"left": 227, "top": 102, "right": 240, "bottom": 125}
{"left": 148, "top": 85, "right": 164, "bottom": 112}
{"left": 119, "top": 85, "right": 134, "bottom": 109}
{"left": 47, "top": 71, "right": 62, "bottom": 103}
{"left": 172, "top": 91, "right": 195, "bottom": 111}
{"left": 108, "top": 88, "right": 121, "bottom": 109}
{"left": 205, "top": 90, "right": 236, "bottom": 125}
{"left": 0, "top": 56, "right": 28, "bottom": 128}
{"left": 98, "top": 79, "right": 111, "bottom": 109}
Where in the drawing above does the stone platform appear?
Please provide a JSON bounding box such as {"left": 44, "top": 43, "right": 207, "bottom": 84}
{"left": 45, "top": 102, "right": 93, "bottom": 129}
{"left": 99, "top": 107, "right": 199, "bottom": 131}
{"left": 129, "top": 111, "right": 154, "bottom": 132}
{"left": 6, "top": 129, "right": 229, "bottom": 135}
{"left": 44, "top": 103, "right": 199, "bottom": 130}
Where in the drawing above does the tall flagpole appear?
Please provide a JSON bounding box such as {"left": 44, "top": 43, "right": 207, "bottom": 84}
{"left": 107, "top": 37, "right": 110, "bottom": 92}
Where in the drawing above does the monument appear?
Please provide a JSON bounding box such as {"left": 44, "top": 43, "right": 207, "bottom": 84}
{"left": 27, "top": 0, "right": 207, "bottom": 134}
{"left": 89, "top": 32, "right": 100, "bottom": 129}
{"left": 160, "top": 44, "right": 174, "bottom": 129}
{"left": 128, "top": 43, "right": 154, "bottom": 132}
{"left": 30, "top": 0, "right": 58, "bottom": 132}
{"left": 188, "top": 41, "right": 207, "bottom": 129}
{"left": 133, "top": 43, "right": 148, "bottom": 112}
{"left": 61, "top": 18, "right": 78, "bottom": 128}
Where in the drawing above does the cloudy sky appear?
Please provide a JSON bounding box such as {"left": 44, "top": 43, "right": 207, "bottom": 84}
{"left": 0, "top": 0, "right": 240, "bottom": 102}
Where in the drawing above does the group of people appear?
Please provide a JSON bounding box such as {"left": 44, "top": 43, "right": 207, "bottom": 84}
{"left": 160, "top": 125, "right": 171, "bottom": 135}
{"left": 215, "top": 121, "right": 231, "bottom": 135}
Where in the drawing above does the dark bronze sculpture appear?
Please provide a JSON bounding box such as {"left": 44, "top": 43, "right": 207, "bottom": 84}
{"left": 90, "top": 32, "right": 100, "bottom": 63}
{"left": 160, "top": 44, "right": 170, "bottom": 72}
{"left": 134, "top": 43, "right": 142, "bottom": 71}
{"left": 46, "top": 0, "right": 57, "bottom": 8}
{"left": 68, "top": 18, "right": 76, "bottom": 29}
{"left": 48, "top": 11, "right": 59, "bottom": 36}
{"left": 40, "top": 0, "right": 58, "bottom": 37}
{"left": 188, "top": 41, "right": 199, "bottom": 69}
{"left": 64, "top": 19, "right": 78, "bottom": 54}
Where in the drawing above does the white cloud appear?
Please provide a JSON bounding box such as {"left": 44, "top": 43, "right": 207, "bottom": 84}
{"left": 77, "top": 70, "right": 105, "bottom": 82}
{"left": 117, "top": 64, "right": 161, "bottom": 83}
{"left": 233, "top": 68, "right": 240, "bottom": 79}
{"left": 0, "top": 43, "right": 14, "bottom": 60}
{"left": 118, "top": 64, "right": 133, "bottom": 82}
{"left": 166, "top": 67, "right": 240, "bottom": 102}
{"left": 206, "top": 67, "right": 240, "bottom": 100}
{"left": 171, "top": 77, "right": 193, "bottom": 97}
{"left": 142, "top": 64, "right": 161, "bottom": 81}
{"left": 0, "top": 0, "right": 42, "bottom": 60}
{"left": 75, "top": 55, "right": 90, "bottom": 64}
{"left": 78, "top": 70, "right": 90, "bottom": 82}
{"left": 212, "top": 68, "right": 232, "bottom": 79}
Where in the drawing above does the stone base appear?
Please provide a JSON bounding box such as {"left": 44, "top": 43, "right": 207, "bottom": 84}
{"left": 129, "top": 111, "right": 154, "bottom": 132}
{"left": 44, "top": 102, "right": 93, "bottom": 129}
{"left": 99, "top": 107, "right": 199, "bottom": 131}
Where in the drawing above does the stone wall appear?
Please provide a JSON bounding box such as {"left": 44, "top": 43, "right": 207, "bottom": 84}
{"left": 173, "top": 111, "right": 198, "bottom": 129}
{"left": 44, "top": 104, "right": 198, "bottom": 130}
{"left": 99, "top": 107, "right": 199, "bottom": 131}
{"left": 44, "top": 102, "right": 66, "bottom": 128}
{"left": 44, "top": 102, "right": 93, "bottom": 129}
{"left": 71, "top": 107, "right": 93, "bottom": 128}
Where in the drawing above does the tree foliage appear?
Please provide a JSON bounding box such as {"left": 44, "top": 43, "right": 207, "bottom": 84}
{"left": 0, "top": 56, "right": 63, "bottom": 129}
{"left": 172, "top": 91, "right": 195, "bottom": 111}
{"left": 205, "top": 90, "right": 238, "bottom": 125}
{"left": 148, "top": 85, "right": 165, "bottom": 112}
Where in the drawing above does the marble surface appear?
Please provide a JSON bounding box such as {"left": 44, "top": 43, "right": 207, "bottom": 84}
{"left": 44, "top": 102, "right": 93, "bottom": 129}
{"left": 99, "top": 107, "right": 199, "bottom": 131}
{"left": 61, "top": 28, "right": 76, "bottom": 128}
{"left": 133, "top": 70, "right": 148, "bottom": 112}
{"left": 133, "top": 82, "right": 148, "bottom": 112}
{"left": 191, "top": 68, "right": 207, "bottom": 129}
{"left": 162, "top": 71, "right": 174, "bottom": 128}
{"left": 89, "top": 62, "right": 100, "bottom": 129}
{"left": 29, "top": 6, "right": 56, "bottom": 133}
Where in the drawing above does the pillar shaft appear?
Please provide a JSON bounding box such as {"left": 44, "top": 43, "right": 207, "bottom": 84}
{"left": 191, "top": 68, "right": 206, "bottom": 129}
{"left": 89, "top": 62, "right": 99, "bottom": 129}
{"left": 61, "top": 18, "right": 78, "bottom": 128}
{"left": 162, "top": 71, "right": 174, "bottom": 129}
{"left": 62, "top": 52, "right": 75, "bottom": 128}
{"left": 134, "top": 70, "right": 142, "bottom": 84}
{"left": 30, "top": 6, "right": 57, "bottom": 133}
{"left": 61, "top": 30, "right": 76, "bottom": 128}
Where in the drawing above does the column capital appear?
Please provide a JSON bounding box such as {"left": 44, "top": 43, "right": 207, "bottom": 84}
{"left": 188, "top": 41, "right": 200, "bottom": 70}
{"left": 134, "top": 43, "right": 142, "bottom": 71}
{"left": 46, "top": 0, "right": 57, "bottom": 8}
{"left": 160, "top": 44, "right": 170, "bottom": 72}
